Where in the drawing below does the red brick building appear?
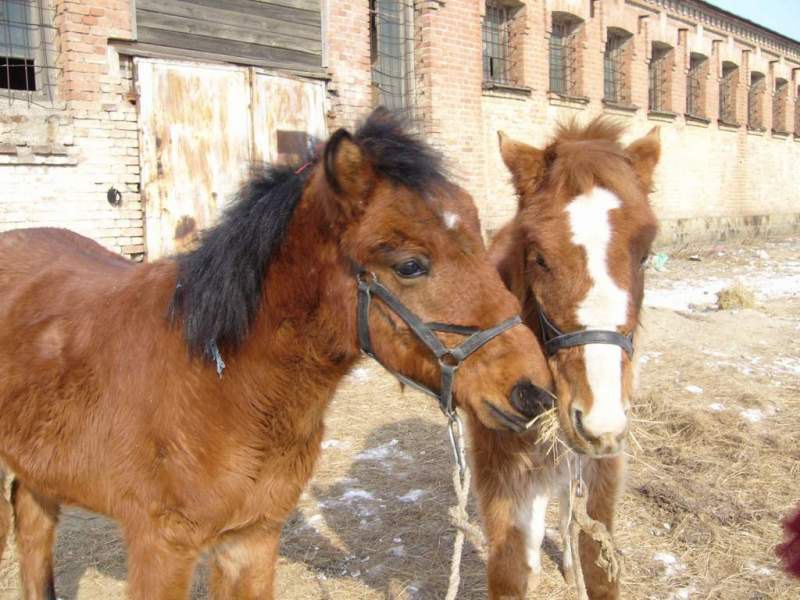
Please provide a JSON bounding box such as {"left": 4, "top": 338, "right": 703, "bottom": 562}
{"left": 2, "top": 0, "right": 799, "bottom": 259}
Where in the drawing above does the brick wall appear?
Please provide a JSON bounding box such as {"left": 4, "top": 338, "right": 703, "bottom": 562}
{"left": 0, "top": 0, "right": 144, "bottom": 259}
{"left": 325, "top": 0, "right": 800, "bottom": 245}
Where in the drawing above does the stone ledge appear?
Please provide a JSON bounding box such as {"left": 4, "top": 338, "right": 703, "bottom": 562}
{"left": 647, "top": 110, "right": 678, "bottom": 123}
{"left": 482, "top": 82, "right": 532, "bottom": 100}
{"left": 717, "top": 120, "right": 741, "bottom": 131}
{"left": 685, "top": 113, "right": 711, "bottom": 127}
{"left": 547, "top": 91, "right": 589, "bottom": 109}
{"left": 602, "top": 99, "right": 639, "bottom": 116}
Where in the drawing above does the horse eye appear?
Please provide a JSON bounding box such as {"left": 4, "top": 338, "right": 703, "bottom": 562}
{"left": 393, "top": 259, "right": 428, "bottom": 279}
{"left": 531, "top": 253, "right": 548, "bottom": 271}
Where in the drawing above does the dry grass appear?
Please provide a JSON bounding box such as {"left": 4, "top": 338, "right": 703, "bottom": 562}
{"left": 716, "top": 282, "right": 756, "bottom": 310}
{"left": 2, "top": 241, "right": 799, "bottom": 599}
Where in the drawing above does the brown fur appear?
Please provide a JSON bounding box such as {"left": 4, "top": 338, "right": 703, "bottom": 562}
{"left": 0, "top": 116, "right": 552, "bottom": 599}
{"left": 473, "top": 117, "right": 660, "bottom": 599}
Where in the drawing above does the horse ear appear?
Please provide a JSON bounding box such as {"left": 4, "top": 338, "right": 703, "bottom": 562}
{"left": 626, "top": 127, "right": 661, "bottom": 192}
{"left": 497, "top": 131, "right": 547, "bottom": 195}
{"left": 324, "top": 128, "right": 370, "bottom": 208}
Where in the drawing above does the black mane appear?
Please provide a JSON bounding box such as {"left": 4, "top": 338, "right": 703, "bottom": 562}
{"left": 169, "top": 109, "right": 445, "bottom": 359}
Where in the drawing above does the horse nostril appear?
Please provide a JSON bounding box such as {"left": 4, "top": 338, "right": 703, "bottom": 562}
{"left": 510, "top": 379, "right": 555, "bottom": 420}
{"left": 572, "top": 409, "right": 590, "bottom": 439}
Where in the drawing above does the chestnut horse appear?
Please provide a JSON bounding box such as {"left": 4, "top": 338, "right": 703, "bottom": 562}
{"left": 0, "top": 109, "right": 555, "bottom": 599}
{"left": 469, "top": 118, "right": 661, "bottom": 599}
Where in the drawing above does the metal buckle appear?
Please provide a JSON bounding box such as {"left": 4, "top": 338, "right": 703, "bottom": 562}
{"left": 447, "top": 413, "right": 467, "bottom": 482}
{"left": 356, "top": 270, "right": 377, "bottom": 287}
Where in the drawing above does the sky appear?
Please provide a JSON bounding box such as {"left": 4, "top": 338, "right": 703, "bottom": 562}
{"left": 707, "top": 1, "right": 800, "bottom": 42}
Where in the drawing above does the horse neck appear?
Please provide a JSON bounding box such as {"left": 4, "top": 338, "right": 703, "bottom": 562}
{"left": 234, "top": 187, "right": 361, "bottom": 408}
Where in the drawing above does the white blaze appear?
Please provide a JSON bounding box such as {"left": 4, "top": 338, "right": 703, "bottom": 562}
{"left": 442, "top": 211, "right": 460, "bottom": 230}
{"left": 565, "top": 187, "right": 629, "bottom": 438}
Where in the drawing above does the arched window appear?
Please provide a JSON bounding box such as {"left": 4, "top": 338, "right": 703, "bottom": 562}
{"left": 604, "top": 28, "right": 633, "bottom": 105}
{"left": 686, "top": 53, "right": 708, "bottom": 118}
{"left": 549, "top": 12, "right": 583, "bottom": 96}
{"left": 748, "top": 72, "right": 766, "bottom": 130}
{"left": 648, "top": 42, "right": 673, "bottom": 112}
{"left": 719, "top": 61, "right": 739, "bottom": 125}
{"left": 772, "top": 78, "right": 789, "bottom": 133}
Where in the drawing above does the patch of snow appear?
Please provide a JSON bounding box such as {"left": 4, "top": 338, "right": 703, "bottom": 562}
{"left": 745, "top": 560, "right": 774, "bottom": 576}
{"left": 388, "top": 545, "right": 406, "bottom": 557}
{"left": 341, "top": 489, "right": 375, "bottom": 502}
{"left": 685, "top": 385, "right": 703, "bottom": 395}
{"left": 653, "top": 552, "right": 686, "bottom": 578}
{"left": 740, "top": 408, "right": 765, "bottom": 423}
{"left": 398, "top": 489, "right": 427, "bottom": 502}
{"left": 322, "top": 439, "right": 351, "bottom": 450}
{"left": 707, "top": 403, "right": 725, "bottom": 412}
{"left": 668, "top": 585, "right": 696, "bottom": 599}
{"left": 305, "top": 514, "right": 324, "bottom": 531}
{"left": 354, "top": 439, "right": 411, "bottom": 462}
{"left": 346, "top": 367, "right": 371, "bottom": 382}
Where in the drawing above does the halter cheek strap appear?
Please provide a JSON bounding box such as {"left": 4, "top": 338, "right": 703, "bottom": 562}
{"left": 356, "top": 270, "right": 524, "bottom": 418}
{"left": 537, "top": 309, "right": 634, "bottom": 357}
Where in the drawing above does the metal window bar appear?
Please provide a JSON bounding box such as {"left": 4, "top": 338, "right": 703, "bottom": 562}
{"left": 603, "top": 32, "right": 627, "bottom": 103}
{"left": 748, "top": 73, "right": 764, "bottom": 129}
{"left": 1, "top": 0, "right": 57, "bottom": 106}
{"left": 370, "top": 0, "right": 416, "bottom": 116}
{"left": 796, "top": 86, "right": 800, "bottom": 135}
{"left": 550, "top": 18, "right": 578, "bottom": 95}
{"left": 773, "top": 79, "right": 787, "bottom": 132}
{"left": 686, "top": 54, "right": 705, "bottom": 117}
{"left": 483, "top": 2, "right": 510, "bottom": 84}
{"left": 648, "top": 45, "right": 670, "bottom": 111}
{"left": 719, "top": 63, "right": 737, "bottom": 124}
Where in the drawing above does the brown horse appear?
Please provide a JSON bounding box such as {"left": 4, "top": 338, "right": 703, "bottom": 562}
{"left": 469, "top": 118, "right": 661, "bottom": 599}
{"left": 0, "top": 109, "right": 554, "bottom": 599}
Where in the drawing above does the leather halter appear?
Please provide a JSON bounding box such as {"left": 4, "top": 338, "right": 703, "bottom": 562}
{"left": 537, "top": 307, "right": 634, "bottom": 357}
{"left": 355, "top": 269, "right": 530, "bottom": 420}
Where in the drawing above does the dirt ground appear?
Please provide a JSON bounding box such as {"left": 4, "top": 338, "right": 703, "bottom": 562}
{"left": 1, "top": 236, "right": 798, "bottom": 599}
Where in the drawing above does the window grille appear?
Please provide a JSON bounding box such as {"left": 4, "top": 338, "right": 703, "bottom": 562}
{"left": 483, "top": 1, "right": 511, "bottom": 84}
{"left": 686, "top": 53, "right": 706, "bottom": 117}
{"left": 648, "top": 44, "right": 670, "bottom": 111}
{"left": 719, "top": 62, "right": 738, "bottom": 124}
{"left": 370, "top": 0, "right": 416, "bottom": 115}
{"left": 773, "top": 78, "right": 788, "bottom": 132}
{"left": 1, "top": 0, "right": 57, "bottom": 106}
{"left": 549, "top": 16, "right": 580, "bottom": 95}
{"left": 796, "top": 86, "right": 800, "bottom": 135}
{"left": 603, "top": 30, "right": 629, "bottom": 104}
{"left": 748, "top": 72, "right": 765, "bottom": 130}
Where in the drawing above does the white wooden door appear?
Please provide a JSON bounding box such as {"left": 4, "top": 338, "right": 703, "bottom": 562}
{"left": 136, "top": 59, "right": 326, "bottom": 260}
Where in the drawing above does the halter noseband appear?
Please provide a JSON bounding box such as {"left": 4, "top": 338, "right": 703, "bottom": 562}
{"left": 537, "top": 308, "right": 634, "bottom": 357}
{"left": 355, "top": 269, "right": 528, "bottom": 419}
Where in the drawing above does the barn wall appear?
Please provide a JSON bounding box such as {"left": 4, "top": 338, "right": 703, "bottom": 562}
{"left": 131, "top": 0, "right": 324, "bottom": 75}
{"left": 325, "top": 0, "right": 800, "bottom": 246}
{"left": 0, "top": 0, "right": 145, "bottom": 259}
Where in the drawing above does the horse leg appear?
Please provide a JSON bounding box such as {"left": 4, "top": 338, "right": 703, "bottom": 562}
{"left": 209, "top": 520, "right": 282, "bottom": 600}
{"left": 579, "top": 455, "right": 624, "bottom": 600}
{"left": 468, "top": 418, "right": 546, "bottom": 600}
{"left": 125, "top": 527, "right": 199, "bottom": 600}
{"left": 11, "top": 479, "right": 59, "bottom": 600}
{"left": 0, "top": 470, "right": 11, "bottom": 565}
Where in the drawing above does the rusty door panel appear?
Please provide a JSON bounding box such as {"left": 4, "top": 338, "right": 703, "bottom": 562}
{"left": 136, "top": 60, "right": 327, "bottom": 260}
{"left": 137, "top": 59, "right": 252, "bottom": 259}
{"left": 251, "top": 71, "right": 327, "bottom": 165}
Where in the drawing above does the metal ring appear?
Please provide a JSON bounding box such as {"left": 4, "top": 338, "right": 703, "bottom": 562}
{"left": 356, "top": 270, "right": 378, "bottom": 286}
